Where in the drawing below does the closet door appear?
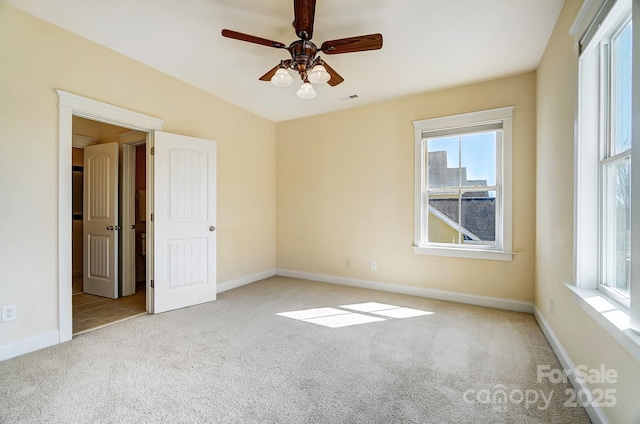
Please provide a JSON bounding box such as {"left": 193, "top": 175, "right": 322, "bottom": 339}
{"left": 83, "top": 142, "right": 119, "bottom": 299}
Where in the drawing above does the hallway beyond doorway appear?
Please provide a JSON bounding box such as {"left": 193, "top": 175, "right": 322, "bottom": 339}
{"left": 72, "top": 278, "right": 146, "bottom": 335}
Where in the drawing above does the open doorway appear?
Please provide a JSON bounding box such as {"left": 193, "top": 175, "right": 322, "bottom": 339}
{"left": 71, "top": 117, "right": 147, "bottom": 335}
{"left": 58, "top": 90, "right": 218, "bottom": 344}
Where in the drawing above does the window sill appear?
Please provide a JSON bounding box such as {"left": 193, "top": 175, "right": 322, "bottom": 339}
{"left": 412, "top": 245, "right": 514, "bottom": 261}
{"left": 565, "top": 283, "right": 640, "bottom": 362}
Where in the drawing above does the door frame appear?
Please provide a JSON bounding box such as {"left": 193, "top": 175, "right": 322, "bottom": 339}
{"left": 57, "top": 90, "right": 164, "bottom": 343}
{"left": 121, "top": 143, "right": 137, "bottom": 297}
{"left": 119, "top": 132, "right": 147, "bottom": 298}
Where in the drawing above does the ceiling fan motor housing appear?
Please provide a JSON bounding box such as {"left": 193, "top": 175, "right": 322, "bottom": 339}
{"left": 289, "top": 40, "right": 318, "bottom": 75}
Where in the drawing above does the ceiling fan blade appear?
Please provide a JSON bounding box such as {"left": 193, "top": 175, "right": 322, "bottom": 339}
{"left": 293, "top": 0, "right": 316, "bottom": 40}
{"left": 222, "top": 29, "right": 287, "bottom": 49}
{"left": 321, "top": 34, "right": 383, "bottom": 55}
{"left": 321, "top": 61, "right": 344, "bottom": 87}
{"left": 259, "top": 64, "right": 281, "bottom": 82}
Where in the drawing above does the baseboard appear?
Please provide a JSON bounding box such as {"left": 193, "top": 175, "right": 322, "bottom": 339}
{"left": 533, "top": 307, "right": 609, "bottom": 424}
{"left": 217, "top": 269, "right": 276, "bottom": 294}
{"left": 0, "top": 331, "right": 60, "bottom": 362}
{"left": 276, "top": 269, "right": 534, "bottom": 313}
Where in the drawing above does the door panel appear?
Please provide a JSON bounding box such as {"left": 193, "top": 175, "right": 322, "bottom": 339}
{"left": 153, "top": 131, "right": 216, "bottom": 313}
{"left": 83, "top": 142, "right": 119, "bottom": 299}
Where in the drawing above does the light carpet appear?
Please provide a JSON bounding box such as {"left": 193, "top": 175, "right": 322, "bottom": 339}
{"left": 0, "top": 277, "right": 590, "bottom": 423}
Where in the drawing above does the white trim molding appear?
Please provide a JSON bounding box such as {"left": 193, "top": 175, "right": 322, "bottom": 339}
{"left": 57, "top": 90, "right": 164, "bottom": 344}
{"left": 534, "top": 307, "right": 609, "bottom": 424}
{"left": 570, "top": 0, "right": 606, "bottom": 39}
{"left": 412, "top": 245, "right": 514, "bottom": 261}
{"left": 217, "top": 270, "right": 277, "bottom": 294}
{"left": 0, "top": 331, "right": 60, "bottom": 362}
{"left": 57, "top": 90, "right": 164, "bottom": 131}
{"left": 412, "top": 106, "right": 515, "bottom": 132}
{"left": 276, "top": 269, "right": 533, "bottom": 313}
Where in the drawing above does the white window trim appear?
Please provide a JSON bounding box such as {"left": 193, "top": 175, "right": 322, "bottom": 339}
{"left": 571, "top": 0, "right": 640, "bottom": 358}
{"left": 412, "top": 107, "right": 514, "bottom": 261}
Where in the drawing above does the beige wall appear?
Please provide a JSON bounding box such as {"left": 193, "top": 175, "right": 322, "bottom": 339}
{"left": 536, "top": 0, "right": 640, "bottom": 422}
{"left": 277, "top": 72, "right": 537, "bottom": 302}
{"left": 0, "top": 4, "right": 276, "bottom": 346}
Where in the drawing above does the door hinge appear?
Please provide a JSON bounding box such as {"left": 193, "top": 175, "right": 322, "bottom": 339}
{"left": 150, "top": 146, "right": 155, "bottom": 155}
{"left": 150, "top": 280, "right": 154, "bottom": 288}
{"left": 150, "top": 213, "right": 153, "bottom": 222}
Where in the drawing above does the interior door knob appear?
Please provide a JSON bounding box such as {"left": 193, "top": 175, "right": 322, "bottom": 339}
{"left": 106, "top": 225, "right": 114, "bottom": 230}
{"left": 209, "top": 226, "right": 216, "bottom": 232}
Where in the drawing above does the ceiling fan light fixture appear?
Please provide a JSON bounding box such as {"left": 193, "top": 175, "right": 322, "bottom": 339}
{"left": 308, "top": 64, "right": 330, "bottom": 84}
{"left": 271, "top": 68, "right": 293, "bottom": 86}
{"left": 296, "top": 81, "right": 317, "bottom": 99}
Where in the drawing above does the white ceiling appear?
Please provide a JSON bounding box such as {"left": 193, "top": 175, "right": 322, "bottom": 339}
{"left": 4, "top": 0, "right": 564, "bottom": 122}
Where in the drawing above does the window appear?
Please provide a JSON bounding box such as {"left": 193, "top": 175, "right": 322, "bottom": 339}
{"left": 574, "top": 0, "right": 640, "bottom": 342}
{"left": 602, "top": 16, "right": 632, "bottom": 303}
{"left": 413, "top": 107, "right": 514, "bottom": 261}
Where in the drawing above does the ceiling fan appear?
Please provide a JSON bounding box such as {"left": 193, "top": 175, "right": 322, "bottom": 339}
{"left": 221, "top": 0, "right": 383, "bottom": 99}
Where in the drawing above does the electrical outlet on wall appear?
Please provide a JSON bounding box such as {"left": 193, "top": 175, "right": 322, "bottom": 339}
{"left": 2, "top": 304, "right": 17, "bottom": 322}
{"left": 371, "top": 261, "right": 377, "bottom": 271}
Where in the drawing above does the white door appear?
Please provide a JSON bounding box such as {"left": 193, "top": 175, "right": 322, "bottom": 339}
{"left": 153, "top": 131, "right": 217, "bottom": 313}
{"left": 83, "top": 142, "right": 119, "bottom": 299}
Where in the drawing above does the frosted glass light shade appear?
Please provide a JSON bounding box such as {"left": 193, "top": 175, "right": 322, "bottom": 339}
{"left": 296, "top": 82, "right": 317, "bottom": 99}
{"left": 308, "top": 64, "right": 330, "bottom": 84}
{"left": 271, "top": 68, "right": 293, "bottom": 87}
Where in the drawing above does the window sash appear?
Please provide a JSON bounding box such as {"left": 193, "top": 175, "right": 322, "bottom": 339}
{"left": 609, "top": 17, "right": 632, "bottom": 156}
{"left": 422, "top": 188, "right": 500, "bottom": 249}
{"left": 599, "top": 154, "right": 631, "bottom": 304}
{"left": 419, "top": 130, "right": 502, "bottom": 250}
{"left": 595, "top": 13, "right": 633, "bottom": 306}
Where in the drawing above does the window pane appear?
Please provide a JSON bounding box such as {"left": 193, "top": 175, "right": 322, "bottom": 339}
{"left": 461, "top": 132, "right": 497, "bottom": 187}
{"left": 461, "top": 190, "right": 496, "bottom": 246}
{"left": 612, "top": 21, "right": 632, "bottom": 155}
{"left": 428, "top": 193, "right": 460, "bottom": 244}
{"left": 603, "top": 157, "right": 631, "bottom": 295}
{"left": 428, "top": 136, "right": 459, "bottom": 187}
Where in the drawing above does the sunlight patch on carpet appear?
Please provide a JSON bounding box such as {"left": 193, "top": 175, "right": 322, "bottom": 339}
{"left": 304, "top": 313, "right": 386, "bottom": 328}
{"left": 341, "top": 302, "right": 434, "bottom": 318}
{"left": 277, "top": 302, "right": 434, "bottom": 328}
{"left": 276, "top": 307, "right": 349, "bottom": 320}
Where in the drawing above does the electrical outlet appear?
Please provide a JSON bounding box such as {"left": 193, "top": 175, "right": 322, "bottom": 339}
{"left": 550, "top": 297, "right": 555, "bottom": 314}
{"left": 2, "top": 304, "right": 17, "bottom": 322}
{"left": 371, "top": 261, "right": 377, "bottom": 271}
